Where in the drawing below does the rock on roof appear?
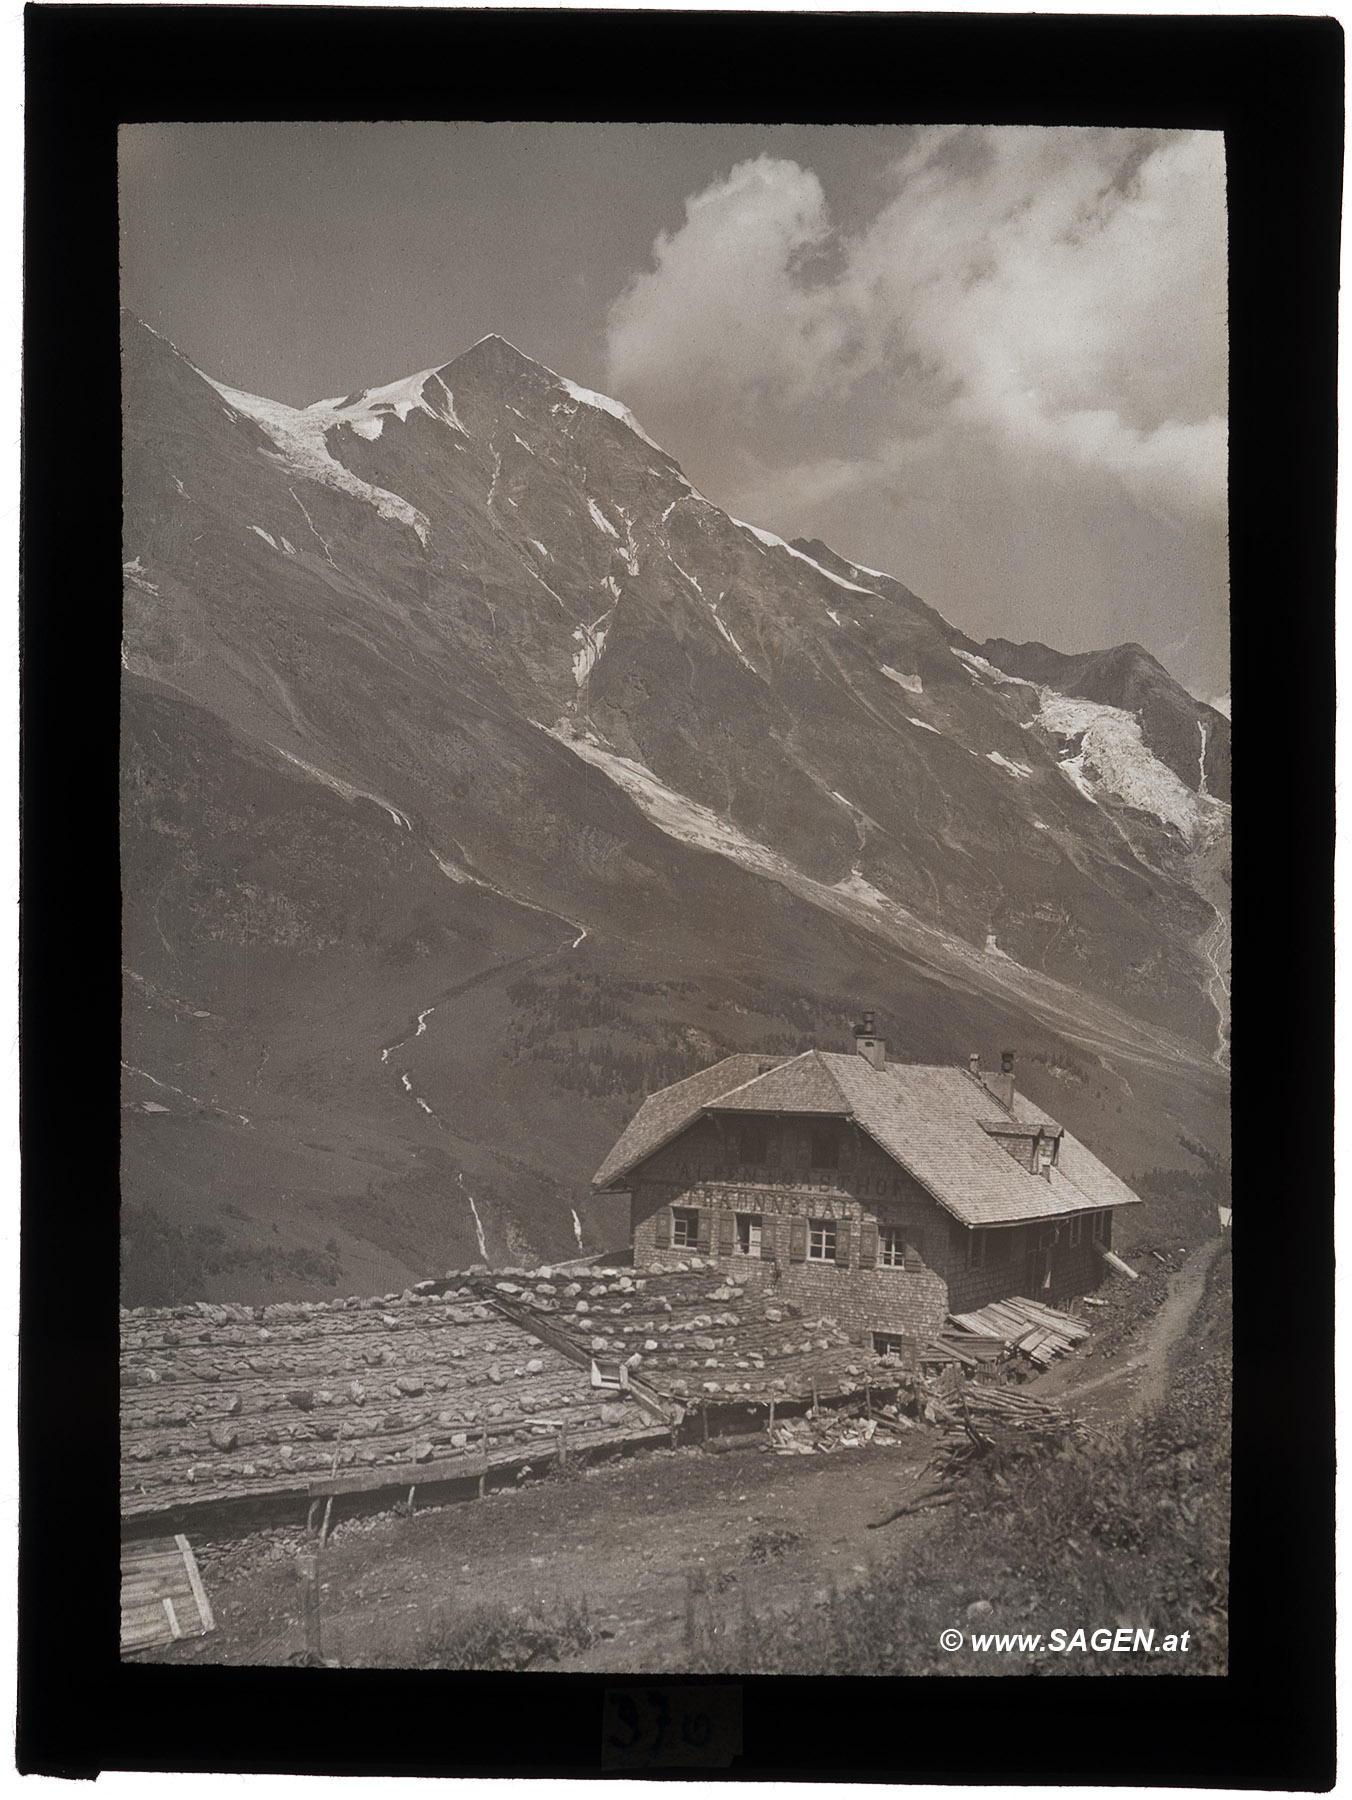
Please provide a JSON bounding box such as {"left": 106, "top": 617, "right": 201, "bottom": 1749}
{"left": 594, "top": 1050, "right": 1141, "bottom": 1230}
{"left": 120, "top": 1289, "right": 660, "bottom": 1522}
{"left": 120, "top": 1261, "right": 913, "bottom": 1519}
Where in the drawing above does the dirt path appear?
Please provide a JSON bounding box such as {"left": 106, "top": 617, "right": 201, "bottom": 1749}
{"left": 1031, "top": 1236, "right": 1225, "bottom": 1423}
{"left": 154, "top": 1431, "right": 939, "bottom": 1670}
{"left": 1131, "top": 1236, "right": 1224, "bottom": 1412}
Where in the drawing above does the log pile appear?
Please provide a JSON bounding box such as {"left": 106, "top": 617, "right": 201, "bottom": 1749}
{"left": 869, "top": 1383, "right": 1087, "bottom": 1526}
{"left": 947, "top": 1296, "right": 1092, "bottom": 1368}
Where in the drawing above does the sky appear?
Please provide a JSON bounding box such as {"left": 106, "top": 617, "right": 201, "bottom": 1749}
{"left": 119, "top": 122, "right": 1230, "bottom": 706}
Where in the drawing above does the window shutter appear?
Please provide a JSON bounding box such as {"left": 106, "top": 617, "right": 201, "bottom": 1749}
{"left": 654, "top": 1208, "right": 671, "bottom": 1249}
{"left": 834, "top": 1220, "right": 852, "bottom": 1268}
{"left": 857, "top": 1221, "right": 877, "bottom": 1268}
{"left": 904, "top": 1242, "right": 923, "bottom": 1273}
{"left": 696, "top": 1208, "right": 713, "bottom": 1251}
{"left": 789, "top": 1216, "right": 808, "bottom": 1263}
{"left": 717, "top": 1211, "right": 735, "bottom": 1254}
{"left": 759, "top": 1216, "right": 777, "bottom": 1260}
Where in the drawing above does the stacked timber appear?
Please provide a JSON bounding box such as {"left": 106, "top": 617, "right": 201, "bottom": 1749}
{"left": 946, "top": 1296, "right": 1092, "bottom": 1368}
{"left": 869, "top": 1385, "right": 1088, "bottom": 1527}
{"left": 121, "top": 1535, "right": 214, "bottom": 1653}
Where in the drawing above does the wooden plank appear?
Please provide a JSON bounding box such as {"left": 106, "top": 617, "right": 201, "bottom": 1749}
{"left": 308, "top": 1450, "right": 489, "bottom": 1498}
{"left": 1012, "top": 1296, "right": 1092, "bottom": 1335}
{"left": 487, "top": 1297, "right": 591, "bottom": 1368}
{"left": 121, "top": 1546, "right": 186, "bottom": 1569}
{"left": 1095, "top": 1245, "right": 1139, "bottom": 1280}
{"left": 122, "top": 1580, "right": 179, "bottom": 1600}
{"left": 176, "top": 1535, "right": 215, "bottom": 1634}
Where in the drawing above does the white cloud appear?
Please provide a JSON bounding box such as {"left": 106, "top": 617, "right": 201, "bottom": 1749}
{"left": 605, "top": 128, "right": 1228, "bottom": 529}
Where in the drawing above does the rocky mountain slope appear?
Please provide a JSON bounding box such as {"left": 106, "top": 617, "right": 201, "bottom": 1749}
{"left": 120, "top": 315, "right": 1230, "bottom": 1301}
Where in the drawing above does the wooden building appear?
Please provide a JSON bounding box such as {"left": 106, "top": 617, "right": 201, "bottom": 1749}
{"left": 592, "top": 1017, "right": 1142, "bottom": 1347}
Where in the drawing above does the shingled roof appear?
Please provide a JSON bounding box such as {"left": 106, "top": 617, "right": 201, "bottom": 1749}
{"left": 593, "top": 1049, "right": 1141, "bottom": 1231}
{"left": 591, "top": 1053, "right": 785, "bottom": 1190}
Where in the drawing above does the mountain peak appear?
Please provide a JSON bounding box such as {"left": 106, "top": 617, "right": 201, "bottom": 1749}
{"left": 450, "top": 332, "right": 549, "bottom": 379}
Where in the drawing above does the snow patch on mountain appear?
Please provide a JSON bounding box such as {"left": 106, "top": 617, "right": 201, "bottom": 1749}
{"left": 881, "top": 665, "right": 923, "bottom": 694}
{"left": 712, "top": 612, "right": 757, "bottom": 675}
{"left": 587, "top": 498, "right": 620, "bottom": 539}
{"left": 248, "top": 525, "right": 280, "bottom": 550}
{"left": 123, "top": 557, "right": 159, "bottom": 595}
{"left": 544, "top": 728, "right": 791, "bottom": 879}
{"left": 1036, "top": 690, "right": 1224, "bottom": 841}
{"left": 986, "top": 750, "right": 1033, "bottom": 779}
{"left": 321, "top": 367, "right": 468, "bottom": 439}
{"left": 203, "top": 375, "right": 431, "bottom": 543}
{"left": 907, "top": 716, "right": 941, "bottom": 734}
{"left": 731, "top": 520, "right": 882, "bottom": 596}
{"left": 571, "top": 611, "right": 613, "bottom": 687}
{"left": 272, "top": 746, "right": 412, "bottom": 830}
{"left": 1056, "top": 751, "right": 1100, "bottom": 805}
{"left": 551, "top": 373, "right": 667, "bottom": 454}
{"left": 671, "top": 561, "right": 756, "bottom": 673}
{"left": 434, "top": 854, "right": 476, "bottom": 884}
{"left": 953, "top": 648, "right": 1037, "bottom": 687}
{"left": 529, "top": 539, "right": 550, "bottom": 560}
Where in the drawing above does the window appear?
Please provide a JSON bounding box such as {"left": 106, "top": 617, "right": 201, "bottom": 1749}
{"left": 969, "top": 1228, "right": 1014, "bottom": 1269}
{"left": 873, "top": 1332, "right": 910, "bottom": 1357}
{"left": 1092, "top": 1210, "right": 1112, "bottom": 1246}
{"left": 808, "top": 1218, "right": 836, "bottom": 1261}
{"left": 1068, "top": 1215, "right": 1084, "bottom": 1247}
{"left": 671, "top": 1208, "right": 699, "bottom": 1249}
{"left": 879, "top": 1227, "right": 921, "bottom": 1271}
{"left": 739, "top": 1122, "right": 768, "bottom": 1164}
{"left": 735, "top": 1213, "right": 762, "bottom": 1256}
{"left": 809, "top": 1124, "right": 840, "bottom": 1169}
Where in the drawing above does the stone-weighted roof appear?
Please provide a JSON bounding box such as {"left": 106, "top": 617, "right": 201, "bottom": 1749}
{"left": 120, "top": 1285, "right": 653, "bottom": 1522}
{"left": 120, "top": 1258, "right": 910, "bottom": 1520}
{"left": 593, "top": 1049, "right": 1141, "bottom": 1230}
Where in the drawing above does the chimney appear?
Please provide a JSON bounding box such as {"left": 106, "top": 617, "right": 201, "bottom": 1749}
{"left": 998, "top": 1050, "right": 1016, "bottom": 1111}
{"left": 854, "top": 1011, "right": 886, "bottom": 1072}
{"left": 968, "top": 1052, "right": 980, "bottom": 1076}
